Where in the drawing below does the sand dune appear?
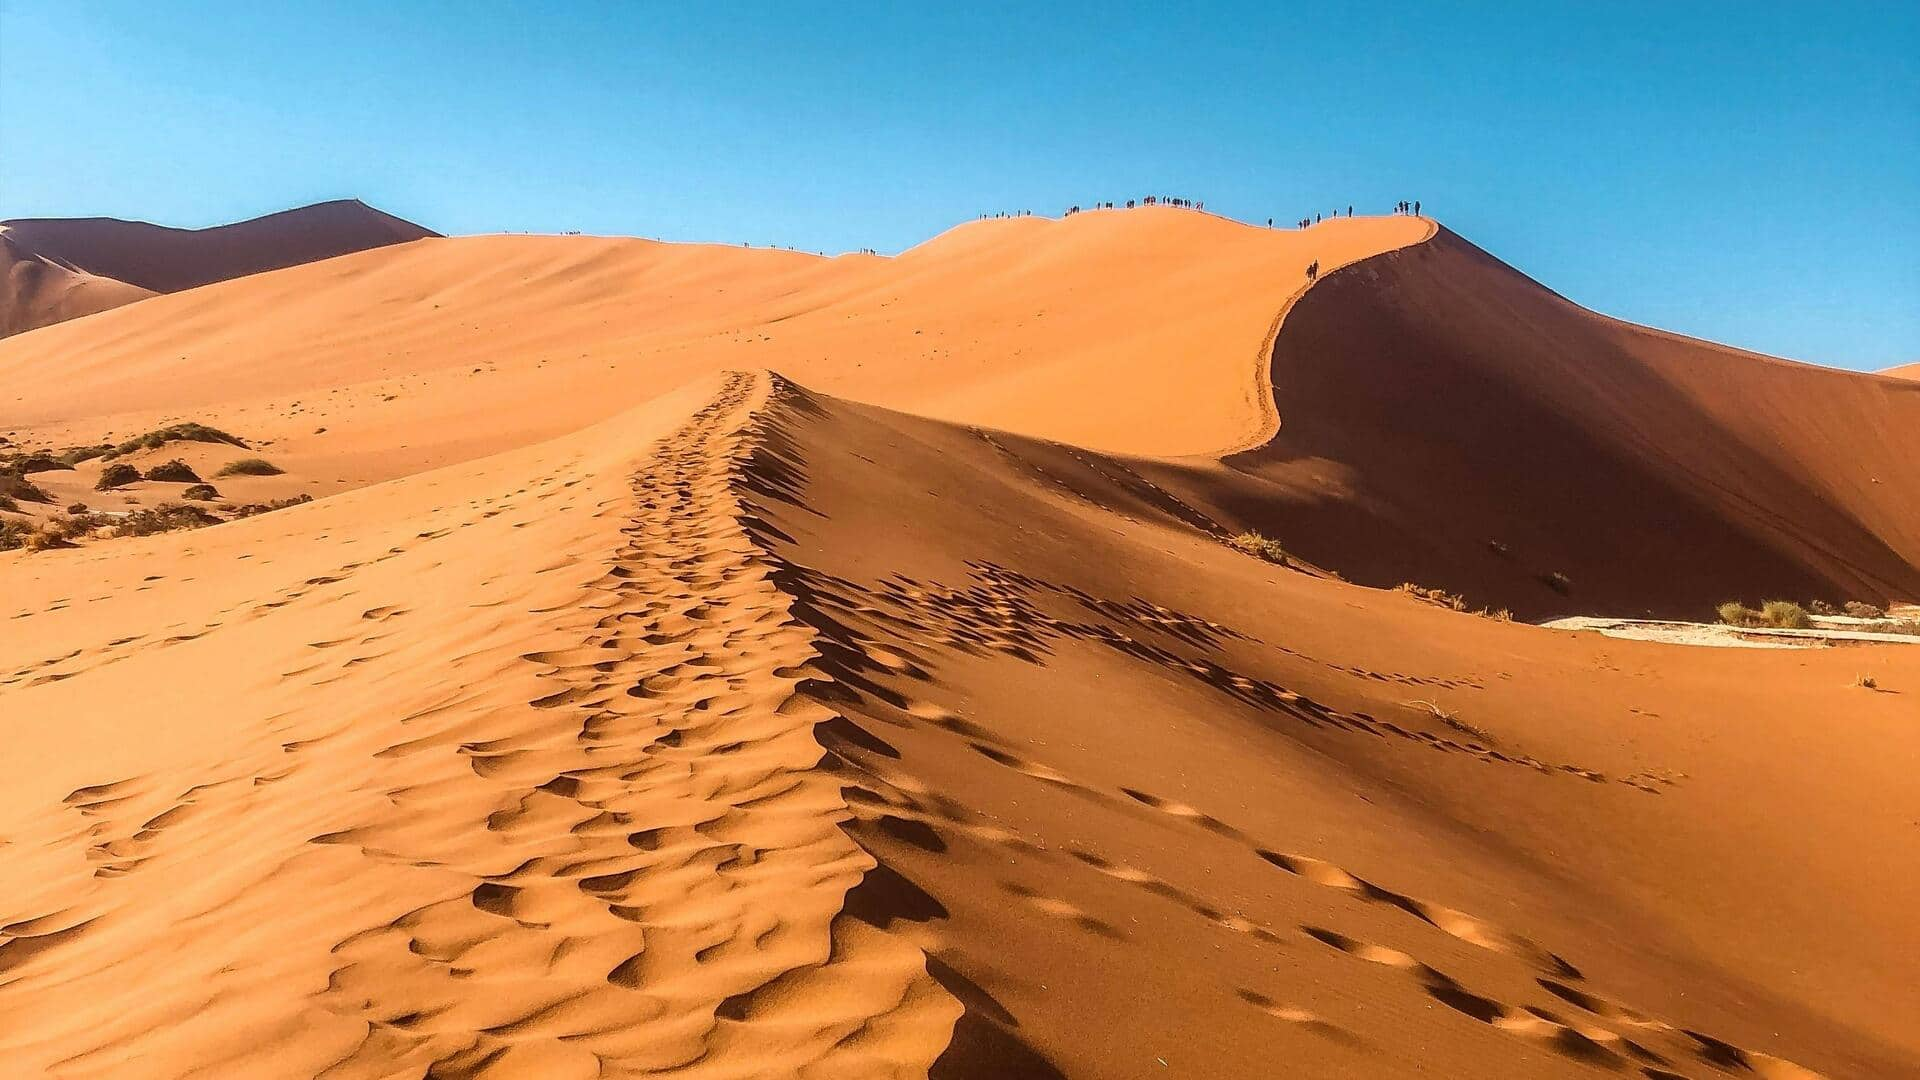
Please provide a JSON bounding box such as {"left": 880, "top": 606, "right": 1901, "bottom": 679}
{"left": 3, "top": 206, "right": 1916, "bottom": 1078}
{"left": 0, "top": 200, "right": 436, "bottom": 338}
{"left": 1160, "top": 227, "right": 1920, "bottom": 618}
{"left": 0, "top": 232, "right": 155, "bottom": 337}
{"left": 1885, "top": 362, "right": 1919, "bottom": 380}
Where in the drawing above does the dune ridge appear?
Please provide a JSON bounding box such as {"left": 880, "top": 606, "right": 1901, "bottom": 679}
{"left": 4, "top": 204, "right": 1918, "bottom": 1078}
{"left": 1156, "top": 225, "right": 1920, "bottom": 617}
{"left": 0, "top": 200, "right": 436, "bottom": 338}
{"left": 0, "top": 232, "right": 157, "bottom": 338}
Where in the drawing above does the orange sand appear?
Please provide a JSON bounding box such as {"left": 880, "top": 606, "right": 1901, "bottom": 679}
{"left": 2, "top": 206, "right": 1915, "bottom": 1079}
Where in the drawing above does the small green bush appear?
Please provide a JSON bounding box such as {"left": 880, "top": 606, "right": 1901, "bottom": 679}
{"left": 114, "top": 502, "right": 218, "bottom": 538}
{"left": 8, "top": 452, "right": 71, "bottom": 474}
{"left": 1229, "top": 531, "right": 1289, "bottom": 565}
{"left": 1717, "top": 601, "right": 1757, "bottom": 626}
{"left": 112, "top": 422, "right": 247, "bottom": 457}
{"left": 215, "top": 457, "right": 283, "bottom": 477}
{"left": 143, "top": 458, "right": 201, "bottom": 483}
{"left": 228, "top": 493, "right": 313, "bottom": 519}
{"left": 95, "top": 462, "right": 142, "bottom": 490}
{"left": 57, "top": 445, "right": 111, "bottom": 466}
{"left": 0, "top": 468, "right": 51, "bottom": 503}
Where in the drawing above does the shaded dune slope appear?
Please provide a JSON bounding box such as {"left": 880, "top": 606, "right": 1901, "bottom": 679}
{"left": 741, "top": 378, "right": 1917, "bottom": 1079}
{"left": 1173, "top": 227, "right": 1920, "bottom": 618}
{"left": 0, "top": 233, "right": 156, "bottom": 337}
{"left": 10, "top": 371, "right": 1914, "bottom": 1078}
{"left": 0, "top": 200, "right": 437, "bottom": 338}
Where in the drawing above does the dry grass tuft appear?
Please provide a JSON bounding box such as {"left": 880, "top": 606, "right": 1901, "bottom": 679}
{"left": 1229, "top": 531, "right": 1290, "bottom": 565}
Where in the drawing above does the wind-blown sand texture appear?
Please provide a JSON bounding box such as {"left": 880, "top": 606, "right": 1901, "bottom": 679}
{"left": 3, "top": 207, "right": 1916, "bottom": 1078}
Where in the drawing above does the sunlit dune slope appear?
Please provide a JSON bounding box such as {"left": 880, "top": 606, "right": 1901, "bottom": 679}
{"left": 5, "top": 370, "right": 1914, "bottom": 1079}
{"left": 1176, "top": 226, "right": 1920, "bottom": 618}
{"left": 745, "top": 377, "right": 1919, "bottom": 1080}
{"left": 1885, "top": 361, "right": 1919, "bottom": 380}
{"left": 0, "top": 208, "right": 1430, "bottom": 468}
{"left": 0, "top": 372, "right": 960, "bottom": 1078}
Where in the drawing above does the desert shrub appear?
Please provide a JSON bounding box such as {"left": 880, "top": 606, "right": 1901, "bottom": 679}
{"left": 1486, "top": 540, "right": 1511, "bottom": 558}
{"left": 113, "top": 503, "right": 218, "bottom": 538}
{"left": 182, "top": 483, "right": 220, "bottom": 501}
{"left": 1809, "top": 599, "right": 1839, "bottom": 616}
{"left": 1538, "top": 571, "right": 1572, "bottom": 596}
{"left": 1229, "top": 531, "right": 1289, "bottom": 565}
{"left": 1717, "top": 601, "right": 1757, "bottom": 626}
{"left": 1760, "top": 600, "right": 1811, "bottom": 629}
{"left": 1843, "top": 601, "right": 1885, "bottom": 619}
{"left": 0, "top": 518, "right": 31, "bottom": 550}
{"left": 57, "top": 444, "right": 111, "bottom": 466}
{"left": 9, "top": 451, "right": 71, "bottom": 474}
{"left": 215, "top": 457, "right": 283, "bottom": 477}
{"left": 228, "top": 493, "right": 313, "bottom": 519}
{"left": 66, "top": 502, "right": 88, "bottom": 514}
{"left": 111, "top": 422, "right": 247, "bottom": 457}
{"left": 95, "top": 462, "right": 142, "bottom": 490}
{"left": 23, "top": 527, "right": 72, "bottom": 551}
{"left": 143, "top": 458, "right": 201, "bottom": 483}
{"left": 0, "top": 494, "right": 15, "bottom": 513}
{"left": 0, "top": 468, "right": 51, "bottom": 503}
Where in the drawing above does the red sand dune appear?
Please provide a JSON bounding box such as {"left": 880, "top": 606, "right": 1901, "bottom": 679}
{"left": 0, "top": 231, "right": 156, "bottom": 337}
{"left": 0, "top": 200, "right": 437, "bottom": 338}
{"left": 1141, "top": 227, "right": 1920, "bottom": 618}
{"left": 2, "top": 207, "right": 1916, "bottom": 1079}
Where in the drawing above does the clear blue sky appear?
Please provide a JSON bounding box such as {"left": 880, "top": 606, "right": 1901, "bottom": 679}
{"left": 2, "top": 2, "right": 1915, "bottom": 370}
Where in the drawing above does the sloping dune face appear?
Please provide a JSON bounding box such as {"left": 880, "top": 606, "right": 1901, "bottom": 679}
{"left": 0, "top": 200, "right": 437, "bottom": 338}
{"left": 0, "top": 373, "right": 960, "bottom": 1078}
{"left": 4, "top": 207, "right": 1919, "bottom": 1079}
{"left": 0, "top": 209, "right": 1429, "bottom": 462}
{"left": 0, "top": 232, "right": 156, "bottom": 337}
{"left": 1209, "top": 227, "right": 1920, "bottom": 618}
{"left": 6, "top": 371, "right": 1914, "bottom": 1079}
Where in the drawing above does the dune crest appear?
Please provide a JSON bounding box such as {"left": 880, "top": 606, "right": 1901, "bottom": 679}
{"left": 3, "top": 205, "right": 1917, "bottom": 1078}
{"left": 0, "top": 200, "right": 436, "bottom": 338}
{"left": 0, "top": 232, "right": 157, "bottom": 337}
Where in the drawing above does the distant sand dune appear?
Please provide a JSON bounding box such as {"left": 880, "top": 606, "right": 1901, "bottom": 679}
{"left": 0, "top": 199, "right": 436, "bottom": 338}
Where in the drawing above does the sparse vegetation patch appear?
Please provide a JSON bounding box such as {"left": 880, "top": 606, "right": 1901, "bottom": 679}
{"left": 107, "top": 422, "right": 247, "bottom": 458}
{"left": 1, "top": 468, "right": 52, "bottom": 503}
{"left": 95, "top": 462, "right": 142, "bottom": 490}
{"left": 215, "top": 457, "right": 283, "bottom": 477}
{"left": 143, "top": 459, "right": 202, "bottom": 483}
{"left": 1229, "top": 531, "right": 1290, "bottom": 565}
